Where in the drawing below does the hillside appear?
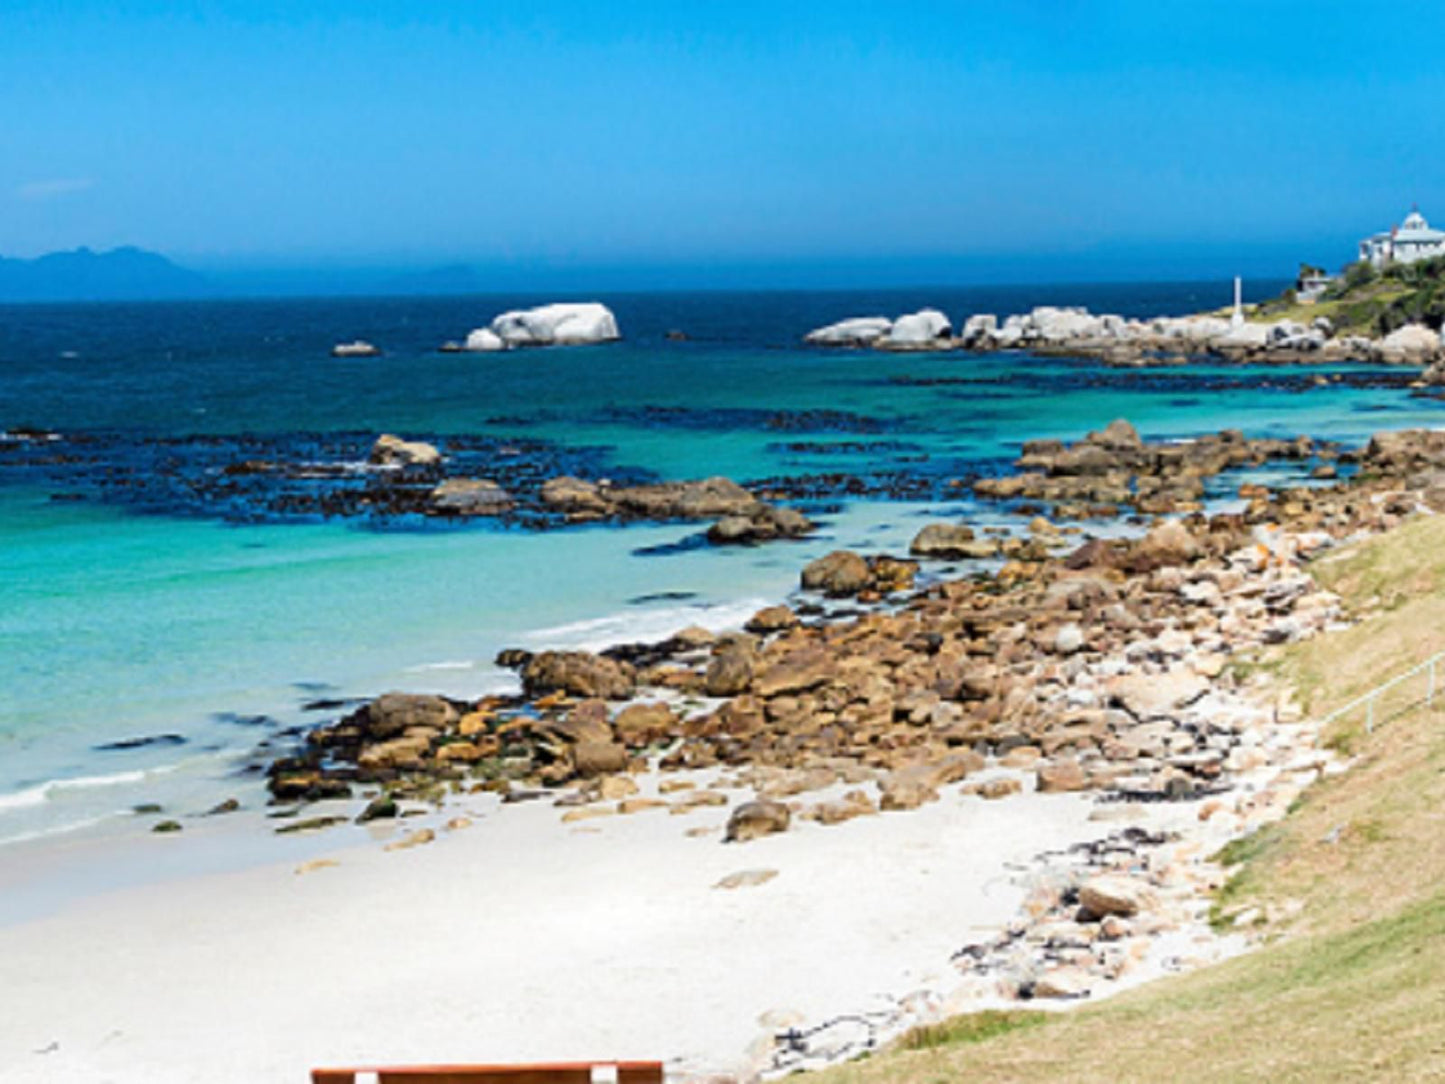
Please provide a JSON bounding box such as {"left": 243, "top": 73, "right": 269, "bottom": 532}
{"left": 1252, "top": 257, "right": 1445, "bottom": 336}
{"left": 810, "top": 514, "right": 1445, "bottom": 1083}
{"left": 0, "top": 246, "right": 209, "bottom": 302}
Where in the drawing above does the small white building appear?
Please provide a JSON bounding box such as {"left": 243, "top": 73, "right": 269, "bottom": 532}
{"left": 1360, "top": 206, "right": 1445, "bottom": 268}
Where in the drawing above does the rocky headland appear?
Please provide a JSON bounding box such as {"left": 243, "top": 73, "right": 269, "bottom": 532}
{"left": 806, "top": 304, "right": 1444, "bottom": 367}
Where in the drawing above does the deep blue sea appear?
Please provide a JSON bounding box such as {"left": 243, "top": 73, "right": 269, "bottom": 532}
{"left": 2, "top": 281, "right": 1439, "bottom": 844}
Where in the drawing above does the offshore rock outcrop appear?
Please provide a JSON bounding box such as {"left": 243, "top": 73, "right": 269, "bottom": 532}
{"left": 807, "top": 303, "right": 1443, "bottom": 366}
{"left": 973, "top": 418, "right": 1333, "bottom": 520}
{"left": 465, "top": 302, "right": 621, "bottom": 350}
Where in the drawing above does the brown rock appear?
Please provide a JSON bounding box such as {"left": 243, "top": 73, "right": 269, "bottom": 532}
{"left": 714, "top": 868, "right": 778, "bottom": 889}
{"left": 522, "top": 651, "right": 635, "bottom": 700}
{"left": 879, "top": 764, "right": 942, "bottom": 811}
{"left": 1079, "top": 875, "right": 1151, "bottom": 919}
{"left": 705, "top": 644, "right": 756, "bottom": 697}
{"left": 357, "top": 734, "right": 432, "bottom": 772}
{"left": 1131, "top": 519, "right": 1201, "bottom": 570}
{"left": 725, "top": 799, "right": 791, "bottom": 842}
{"left": 434, "top": 741, "right": 484, "bottom": 764}
{"left": 613, "top": 702, "right": 678, "bottom": 747}
{"left": 571, "top": 741, "right": 630, "bottom": 777}
{"left": 617, "top": 798, "right": 667, "bottom": 814}
{"left": 597, "top": 775, "right": 640, "bottom": 801}
{"left": 746, "top": 604, "right": 798, "bottom": 634}
{"left": 753, "top": 648, "right": 833, "bottom": 698}
{"left": 561, "top": 805, "right": 615, "bottom": 823}
{"left": 356, "top": 693, "right": 458, "bottom": 740}
{"left": 549, "top": 699, "right": 615, "bottom": 745}
{"left": 541, "top": 475, "right": 610, "bottom": 515}
{"left": 801, "top": 550, "right": 871, "bottom": 597}
{"left": 383, "top": 828, "right": 436, "bottom": 852}
{"left": 977, "top": 777, "right": 1023, "bottom": 799}
{"left": 1036, "top": 758, "right": 1088, "bottom": 793}
{"left": 369, "top": 434, "right": 440, "bottom": 468}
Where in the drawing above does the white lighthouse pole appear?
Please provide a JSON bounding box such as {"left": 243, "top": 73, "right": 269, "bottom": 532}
{"left": 1232, "top": 275, "right": 1244, "bottom": 327}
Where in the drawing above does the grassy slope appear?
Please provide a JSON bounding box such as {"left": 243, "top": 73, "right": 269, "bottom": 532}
{"left": 1245, "top": 283, "right": 1411, "bottom": 331}
{"left": 813, "top": 515, "right": 1445, "bottom": 1084}
{"left": 1247, "top": 256, "right": 1445, "bottom": 334}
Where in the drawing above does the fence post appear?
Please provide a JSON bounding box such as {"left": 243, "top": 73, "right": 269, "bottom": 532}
{"left": 1430, "top": 657, "right": 1437, "bottom": 708}
{"left": 1367, "top": 696, "right": 1375, "bottom": 733}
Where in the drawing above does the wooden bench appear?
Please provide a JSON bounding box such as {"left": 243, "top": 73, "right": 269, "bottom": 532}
{"left": 311, "top": 1061, "right": 664, "bottom": 1084}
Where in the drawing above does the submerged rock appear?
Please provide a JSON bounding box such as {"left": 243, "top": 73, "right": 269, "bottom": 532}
{"left": 910, "top": 523, "right": 999, "bottom": 560}
{"left": 428, "top": 478, "right": 514, "bottom": 516}
{"left": 368, "top": 434, "right": 441, "bottom": 469}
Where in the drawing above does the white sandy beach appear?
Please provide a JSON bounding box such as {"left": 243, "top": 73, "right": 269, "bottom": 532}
{"left": 0, "top": 776, "right": 1111, "bottom": 1084}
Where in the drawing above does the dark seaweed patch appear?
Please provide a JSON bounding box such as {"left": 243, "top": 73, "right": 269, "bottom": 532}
{"left": 631, "top": 533, "right": 712, "bottom": 558}
{"left": 627, "top": 590, "right": 700, "bottom": 605}
{"left": 94, "top": 733, "right": 186, "bottom": 752}
{"left": 596, "top": 405, "right": 900, "bottom": 434}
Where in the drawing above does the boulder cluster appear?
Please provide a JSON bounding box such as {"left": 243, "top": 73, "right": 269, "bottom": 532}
{"left": 267, "top": 424, "right": 1445, "bottom": 824}
{"left": 804, "top": 308, "right": 954, "bottom": 350}
{"left": 357, "top": 434, "right": 815, "bottom": 539}
{"left": 458, "top": 302, "right": 620, "bottom": 352}
{"left": 973, "top": 418, "right": 1333, "bottom": 520}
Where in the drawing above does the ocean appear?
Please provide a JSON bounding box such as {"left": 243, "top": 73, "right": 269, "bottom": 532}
{"left": 2, "top": 281, "right": 1438, "bottom": 846}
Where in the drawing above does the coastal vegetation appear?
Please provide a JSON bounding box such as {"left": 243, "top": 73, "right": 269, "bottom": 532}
{"left": 810, "top": 514, "right": 1445, "bottom": 1083}
{"left": 1254, "top": 255, "right": 1445, "bottom": 335}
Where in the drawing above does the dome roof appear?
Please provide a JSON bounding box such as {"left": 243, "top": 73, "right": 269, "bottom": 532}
{"left": 1403, "top": 208, "right": 1429, "bottom": 231}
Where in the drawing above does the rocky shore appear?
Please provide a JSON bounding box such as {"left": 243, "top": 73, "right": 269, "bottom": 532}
{"left": 807, "top": 305, "right": 1445, "bottom": 367}
{"left": 242, "top": 416, "right": 1445, "bottom": 1072}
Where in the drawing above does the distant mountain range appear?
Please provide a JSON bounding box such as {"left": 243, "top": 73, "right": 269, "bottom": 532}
{"left": 0, "top": 247, "right": 210, "bottom": 302}
{"left": 0, "top": 247, "right": 497, "bottom": 302}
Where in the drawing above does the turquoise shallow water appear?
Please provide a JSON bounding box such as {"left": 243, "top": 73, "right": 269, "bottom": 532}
{"left": 2, "top": 284, "right": 1442, "bottom": 844}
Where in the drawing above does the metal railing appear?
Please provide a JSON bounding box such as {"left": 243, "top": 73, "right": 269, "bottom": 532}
{"left": 1317, "top": 649, "right": 1445, "bottom": 734}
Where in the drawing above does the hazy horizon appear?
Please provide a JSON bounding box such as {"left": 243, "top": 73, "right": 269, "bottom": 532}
{"left": 5, "top": 0, "right": 1444, "bottom": 284}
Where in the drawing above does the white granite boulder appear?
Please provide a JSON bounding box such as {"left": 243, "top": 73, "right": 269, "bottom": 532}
{"left": 885, "top": 308, "right": 952, "bottom": 345}
{"left": 485, "top": 302, "right": 621, "bottom": 348}
{"left": 804, "top": 316, "right": 894, "bottom": 346}
{"left": 463, "top": 328, "right": 506, "bottom": 352}
{"left": 1025, "top": 306, "right": 1102, "bottom": 342}
{"left": 959, "top": 313, "right": 998, "bottom": 346}
{"left": 1379, "top": 323, "right": 1441, "bottom": 363}
{"left": 1212, "top": 321, "right": 1270, "bottom": 349}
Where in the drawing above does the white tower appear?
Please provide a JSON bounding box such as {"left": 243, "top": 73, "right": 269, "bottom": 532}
{"left": 1231, "top": 275, "right": 1244, "bottom": 328}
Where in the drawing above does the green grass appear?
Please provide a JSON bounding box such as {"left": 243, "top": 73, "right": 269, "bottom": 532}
{"left": 1249, "top": 255, "right": 1445, "bottom": 335}
{"left": 897, "top": 1011, "right": 1049, "bottom": 1051}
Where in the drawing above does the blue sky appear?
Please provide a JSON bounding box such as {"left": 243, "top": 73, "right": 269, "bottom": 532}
{"left": 3, "top": 1, "right": 1444, "bottom": 284}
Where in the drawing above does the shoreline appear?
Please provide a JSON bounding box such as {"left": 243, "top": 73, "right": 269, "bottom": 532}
{"left": 8, "top": 411, "right": 1441, "bottom": 1079}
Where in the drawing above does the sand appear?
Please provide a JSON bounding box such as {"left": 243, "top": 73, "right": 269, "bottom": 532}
{"left": 0, "top": 775, "right": 1105, "bottom": 1084}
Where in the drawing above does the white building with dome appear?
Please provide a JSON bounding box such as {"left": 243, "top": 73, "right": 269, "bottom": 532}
{"left": 1360, "top": 206, "right": 1445, "bottom": 268}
